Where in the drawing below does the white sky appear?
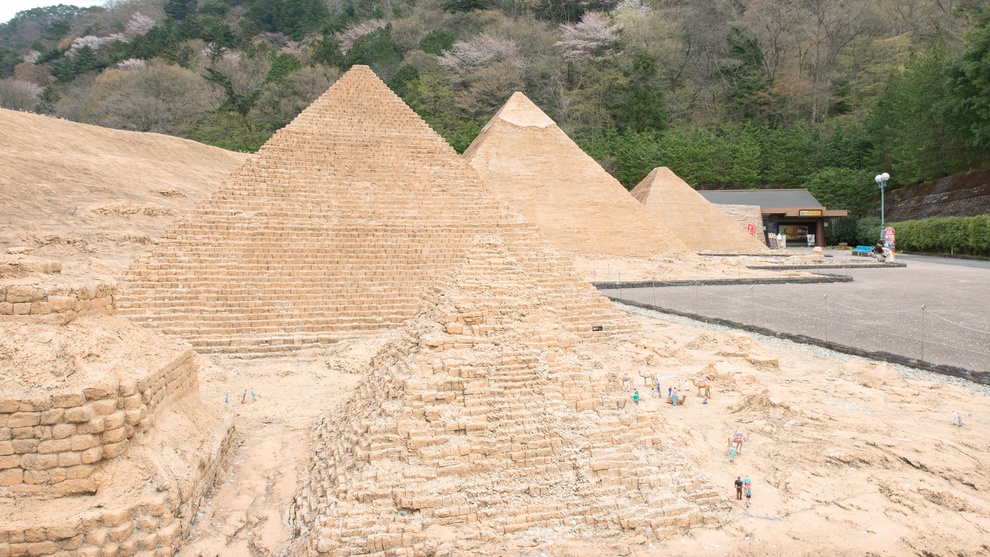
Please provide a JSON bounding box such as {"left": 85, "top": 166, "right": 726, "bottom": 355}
{"left": 2, "top": 1, "right": 108, "bottom": 26}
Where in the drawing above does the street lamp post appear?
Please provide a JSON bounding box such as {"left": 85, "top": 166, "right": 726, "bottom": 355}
{"left": 875, "top": 172, "right": 890, "bottom": 242}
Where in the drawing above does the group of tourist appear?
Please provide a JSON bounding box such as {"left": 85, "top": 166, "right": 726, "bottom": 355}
{"left": 734, "top": 476, "right": 752, "bottom": 507}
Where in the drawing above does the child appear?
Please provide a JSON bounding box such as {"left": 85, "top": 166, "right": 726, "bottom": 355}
{"left": 632, "top": 390, "right": 640, "bottom": 405}
{"left": 744, "top": 477, "right": 752, "bottom": 508}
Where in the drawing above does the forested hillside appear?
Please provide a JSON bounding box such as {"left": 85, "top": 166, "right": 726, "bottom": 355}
{"left": 3, "top": 0, "right": 990, "bottom": 219}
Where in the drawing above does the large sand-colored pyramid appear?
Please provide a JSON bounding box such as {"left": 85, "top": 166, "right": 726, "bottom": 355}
{"left": 631, "top": 167, "right": 768, "bottom": 254}
{"left": 289, "top": 237, "right": 726, "bottom": 555}
{"left": 118, "top": 66, "right": 634, "bottom": 356}
{"left": 462, "top": 92, "right": 690, "bottom": 258}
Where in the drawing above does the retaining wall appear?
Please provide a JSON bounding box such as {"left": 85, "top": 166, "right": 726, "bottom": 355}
{"left": 0, "top": 349, "right": 198, "bottom": 489}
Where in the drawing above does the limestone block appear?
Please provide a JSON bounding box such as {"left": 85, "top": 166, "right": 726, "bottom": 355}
{"left": 64, "top": 464, "right": 95, "bottom": 481}
{"left": 39, "top": 409, "right": 63, "bottom": 425}
{"left": 119, "top": 379, "right": 138, "bottom": 397}
{"left": 0, "top": 441, "right": 12, "bottom": 456}
{"left": 19, "top": 399, "right": 50, "bottom": 412}
{"left": 8, "top": 413, "right": 40, "bottom": 428}
{"left": 21, "top": 453, "right": 58, "bottom": 470}
{"left": 122, "top": 395, "right": 142, "bottom": 411}
{"left": 102, "top": 427, "right": 127, "bottom": 444}
{"left": 51, "top": 394, "right": 85, "bottom": 409}
{"left": 22, "top": 469, "right": 50, "bottom": 484}
{"left": 64, "top": 406, "right": 95, "bottom": 424}
{"left": 77, "top": 418, "right": 105, "bottom": 435}
{"left": 0, "top": 468, "right": 23, "bottom": 485}
{"left": 79, "top": 447, "right": 102, "bottom": 464}
{"left": 0, "top": 455, "right": 19, "bottom": 469}
{"left": 5, "top": 285, "right": 43, "bottom": 303}
{"left": 83, "top": 529, "right": 107, "bottom": 547}
{"left": 24, "top": 541, "right": 58, "bottom": 555}
{"left": 51, "top": 424, "right": 74, "bottom": 440}
{"left": 155, "top": 522, "right": 179, "bottom": 547}
{"left": 11, "top": 427, "right": 33, "bottom": 440}
{"left": 104, "top": 411, "right": 126, "bottom": 430}
{"left": 11, "top": 439, "right": 39, "bottom": 454}
{"left": 69, "top": 434, "right": 99, "bottom": 452}
{"left": 58, "top": 452, "right": 81, "bottom": 467}
{"left": 37, "top": 439, "right": 71, "bottom": 454}
{"left": 103, "top": 442, "right": 126, "bottom": 459}
{"left": 90, "top": 399, "right": 118, "bottom": 416}
{"left": 60, "top": 535, "right": 84, "bottom": 551}
{"left": 117, "top": 538, "right": 137, "bottom": 556}
{"left": 46, "top": 295, "right": 75, "bottom": 313}
{"left": 48, "top": 467, "right": 68, "bottom": 483}
{"left": 124, "top": 409, "right": 143, "bottom": 427}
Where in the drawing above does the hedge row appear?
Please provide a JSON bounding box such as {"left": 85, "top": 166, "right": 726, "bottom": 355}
{"left": 890, "top": 215, "right": 990, "bottom": 256}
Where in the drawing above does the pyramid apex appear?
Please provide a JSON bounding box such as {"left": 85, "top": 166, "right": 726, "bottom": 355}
{"left": 493, "top": 91, "right": 555, "bottom": 128}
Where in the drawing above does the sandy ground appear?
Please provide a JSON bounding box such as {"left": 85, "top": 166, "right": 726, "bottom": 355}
{"left": 3, "top": 108, "right": 988, "bottom": 557}
{"left": 174, "top": 313, "right": 989, "bottom": 557}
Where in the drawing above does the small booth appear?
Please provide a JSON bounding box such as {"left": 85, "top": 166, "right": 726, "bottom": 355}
{"left": 697, "top": 189, "right": 848, "bottom": 248}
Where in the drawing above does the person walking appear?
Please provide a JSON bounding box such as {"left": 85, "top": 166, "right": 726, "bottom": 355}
{"left": 632, "top": 390, "right": 640, "bottom": 405}
{"left": 734, "top": 477, "right": 743, "bottom": 500}
{"left": 744, "top": 477, "right": 752, "bottom": 508}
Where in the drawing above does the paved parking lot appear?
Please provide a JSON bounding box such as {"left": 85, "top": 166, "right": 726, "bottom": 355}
{"left": 602, "top": 251, "right": 990, "bottom": 372}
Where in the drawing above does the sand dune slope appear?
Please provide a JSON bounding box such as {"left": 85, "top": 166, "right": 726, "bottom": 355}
{"left": 0, "top": 108, "right": 248, "bottom": 273}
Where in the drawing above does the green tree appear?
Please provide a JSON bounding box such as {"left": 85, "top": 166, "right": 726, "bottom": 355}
{"left": 872, "top": 40, "right": 975, "bottom": 183}
{"left": 265, "top": 52, "right": 301, "bottom": 84}
{"left": 720, "top": 27, "right": 780, "bottom": 124}
{"left": 244, "top": 0, "right": 330, "bottom": 40}
{"left": 203, "top": 66, "right": 263, "bottom": 131}
{"left": 615, "top": 54, "right": 666, "bottom": 134}
{"left": 310, "top": 31, "right": 344, "bottom": 68}
{"left": 343, "top": 25, "right": 401, "bottom": 81}
{"left": 800, "top": 167, "right": 875, "bottom": 218}
{"left": 442, "top": 0, "right": 492, "bottom": 13}
{"left": 419, "top": 29, "right": 456, "bottom": 56}
{"left": 165, "top": 0, "right": 198, "bottom": 21}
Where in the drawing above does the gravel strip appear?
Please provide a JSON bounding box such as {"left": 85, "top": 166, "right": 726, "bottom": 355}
{"left": 617, "top": 301, "right": 990, "bottom": 398}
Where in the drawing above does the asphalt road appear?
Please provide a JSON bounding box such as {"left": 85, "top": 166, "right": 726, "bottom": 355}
{"left": 602, "top": 251, "right": 990, "bottom": 372}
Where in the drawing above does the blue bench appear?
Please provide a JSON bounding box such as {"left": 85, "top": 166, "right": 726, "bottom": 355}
{"left": 851, "top": 245, "right": 874, "bottom": 256}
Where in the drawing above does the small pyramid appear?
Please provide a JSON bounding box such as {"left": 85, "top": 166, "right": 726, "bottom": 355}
{"left": 118, "top": 67, "right": 633, "bottom": 355}
{"left": 290, "top": 237, "right": 726, "bottom": 554}
{"left": 463, "top": 92, "right": 690, "bottom": 258}
{"left": 631, "top": 167, "right": 769, "bottom": 254}
{"left": 0, "top": 256, "right": 232, "bottom": 555}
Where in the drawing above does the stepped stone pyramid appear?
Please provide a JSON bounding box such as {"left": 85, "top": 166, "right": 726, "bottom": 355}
{"left": 289, "top": 237, "right": 726, "bottom": 556}
{"left": 118, "top": 66, "right": 634, "bottom": 356}
{"left": 0, "top": 255, "right": 233, "bottom": 556}
{"left": 462, "top": 92, "right": 690, "bottom": 258}
{"left": 631, "top": 167, "right": 768, "bottom": 254}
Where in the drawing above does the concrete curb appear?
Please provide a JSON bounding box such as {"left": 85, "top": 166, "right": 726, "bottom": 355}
{"left": 607, "top": 297, "right": 990, "bottom": 384}
{"left": 745, "top": 263, "right": 907, "bottom": 270}
{"left": 592, "top": 274, "right": 852, "bottom": 290}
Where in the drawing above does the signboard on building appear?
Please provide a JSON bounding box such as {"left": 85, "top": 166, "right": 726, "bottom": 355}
{"left": 798, "top": 209, "right": 823, "bottom": 216}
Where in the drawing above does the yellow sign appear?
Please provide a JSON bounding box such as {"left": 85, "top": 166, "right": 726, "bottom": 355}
{"left": 799, "top": 209, "right": 822, "bottom": 216}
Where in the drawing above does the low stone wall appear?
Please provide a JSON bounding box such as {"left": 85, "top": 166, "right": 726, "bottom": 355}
{"left": 0, "top": 403, "right": 235, "bottom": 557}
{"left": 0, "top": 281, "right": 115, "bottom": 319}
{"left": 0, "top": 349, "right": 198, "bottom": 489}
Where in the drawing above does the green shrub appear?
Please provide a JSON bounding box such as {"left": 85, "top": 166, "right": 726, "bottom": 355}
{"left": 889, "top": 215, "right": 990, "bottom": 256}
